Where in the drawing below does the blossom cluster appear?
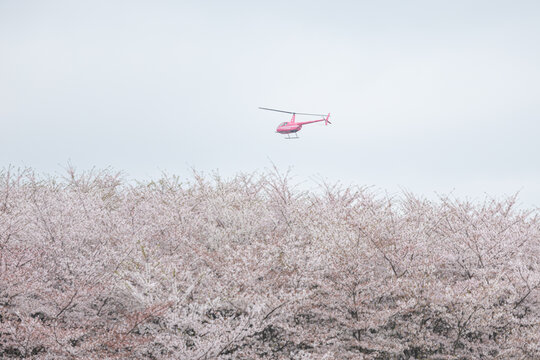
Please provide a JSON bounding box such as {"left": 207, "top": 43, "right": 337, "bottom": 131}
{"left": 1, "top": 167, "right": 539, "bottom": 359}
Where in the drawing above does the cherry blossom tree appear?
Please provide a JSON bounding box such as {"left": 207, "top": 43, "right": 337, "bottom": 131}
{"left": 0, "top": 166, "right": 538, "bottom": 359}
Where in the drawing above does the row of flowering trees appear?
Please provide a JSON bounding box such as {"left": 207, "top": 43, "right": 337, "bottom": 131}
{"left": 1, "top": 166, "right": 539, "bottom": 359}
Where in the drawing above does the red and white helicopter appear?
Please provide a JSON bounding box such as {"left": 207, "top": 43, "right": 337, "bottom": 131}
{"left": 259, "top": 107, "right": 331, "bottom": 139}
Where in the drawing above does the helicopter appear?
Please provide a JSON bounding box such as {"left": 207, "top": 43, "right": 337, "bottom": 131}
{"left": 259, "top": 107, "right": 331, "bottom": 139}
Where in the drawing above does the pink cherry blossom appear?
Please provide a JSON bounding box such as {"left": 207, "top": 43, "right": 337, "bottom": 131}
{"left": 1, "top": 166, "right": 538, "bottom": 359}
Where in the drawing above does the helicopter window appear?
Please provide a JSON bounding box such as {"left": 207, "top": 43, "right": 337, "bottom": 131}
{"left": 279, "top": 122, "right": 288, "bottom": 127}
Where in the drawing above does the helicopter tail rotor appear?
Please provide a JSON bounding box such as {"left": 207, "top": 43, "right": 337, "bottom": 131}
{"left": 325, "top": 113, "right": 331, "bottom": 125}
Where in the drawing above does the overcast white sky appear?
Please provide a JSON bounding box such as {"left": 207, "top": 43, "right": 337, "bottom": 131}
{"left": 1, "top": 0, "right": 539, "bottom": 206}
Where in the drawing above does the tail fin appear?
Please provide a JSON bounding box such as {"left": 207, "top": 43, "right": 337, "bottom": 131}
{"left": 325, "top": 113, "right": 331, "bottom": 125}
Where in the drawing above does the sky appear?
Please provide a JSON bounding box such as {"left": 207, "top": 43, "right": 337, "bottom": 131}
{"left": 1, "top": 0, "right": 539, "bottom": 207}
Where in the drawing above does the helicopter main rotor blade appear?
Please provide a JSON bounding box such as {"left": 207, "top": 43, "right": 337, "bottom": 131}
{"left": 294, "top": 112, "right": 327, "bottom": 117}
{"left": 259, "top": 107, "right": 295, "bottom": 114}
{"left": 259, "top": 107, "right": 326, "bottom": 116}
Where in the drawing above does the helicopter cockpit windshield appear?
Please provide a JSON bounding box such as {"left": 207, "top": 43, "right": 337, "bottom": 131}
{"left": 278, "top": 122, "right": 288, "bottom": 128}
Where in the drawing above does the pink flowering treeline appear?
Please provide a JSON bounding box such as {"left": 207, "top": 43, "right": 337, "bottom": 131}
{"left": 0, "top": 167, "right": 539, "bottom": 359}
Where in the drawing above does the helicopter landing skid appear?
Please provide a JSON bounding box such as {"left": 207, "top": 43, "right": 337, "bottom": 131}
{"left": 285, "top": 134, "right": 299, "bottom": 139}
